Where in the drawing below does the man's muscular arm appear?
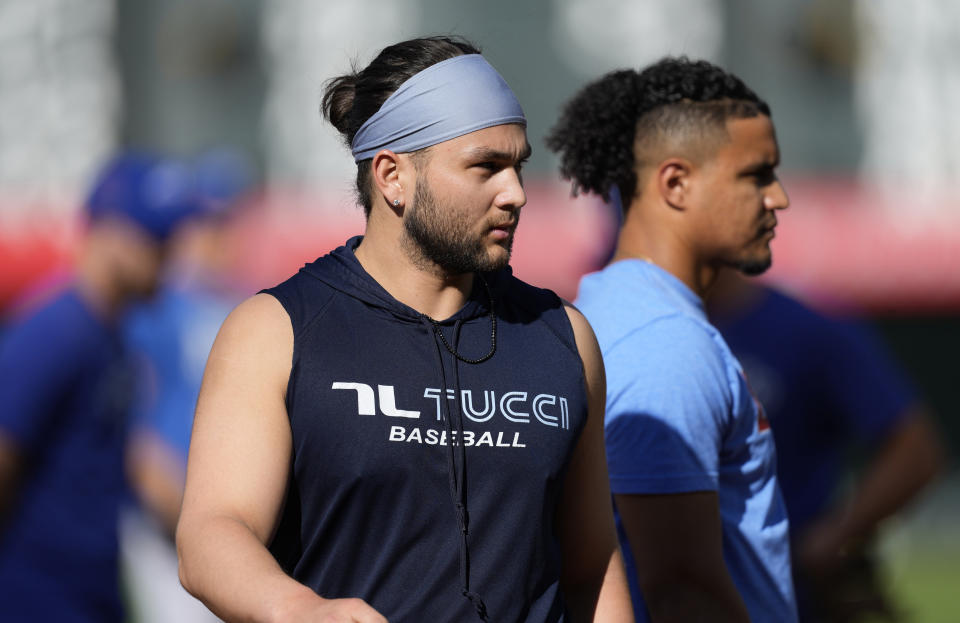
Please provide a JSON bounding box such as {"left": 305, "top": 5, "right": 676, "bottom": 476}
{"left": 557, "top": 304, "right": 633, "bottom": 623}
{"left": 176, "top": 294, "right": 387, "bottom": 623}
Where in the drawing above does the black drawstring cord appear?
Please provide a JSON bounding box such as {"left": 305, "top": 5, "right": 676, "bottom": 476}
{"left": 425, "top": 279, "right": 494, "bottom": 622}
{"left": 429, "top": 331, "right": 462, "bottom": 532}
{"left": 428, "top": 275, "right": 496, "bottom": 364}
{"left": 429, "top": 330, "right": 489, "bottom": 621}
{"left": 451, "top": 320, "right": 491, "bottom": 623}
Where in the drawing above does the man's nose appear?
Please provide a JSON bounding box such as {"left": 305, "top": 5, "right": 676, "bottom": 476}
{"left": 765, "top": 179, "right": 789, "bottom": 211}
{"left": 495, "top": 168, "right": 526, "bottom": 211}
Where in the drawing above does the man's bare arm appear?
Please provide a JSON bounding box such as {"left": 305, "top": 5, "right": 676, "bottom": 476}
{"left": 615, "top": 491, "right": 750, "bottom": 623}
{"left": 0, "top": 434, "right": 22, "bottom": 527}
{"left": 557, "top": 304, "right": 633, "bottom": 623}
{"left": 176, "top": 294, "right": 386, "bottom": 623}
{"left": 796, "top": 407, "right": 943, "bottom": 571}
{"left": 127, "top": 431, "right": 186, "bottom": 538}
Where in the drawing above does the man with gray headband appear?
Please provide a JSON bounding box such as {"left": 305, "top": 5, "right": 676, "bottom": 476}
{"left": 177, "top": 36, "right": 632, "bottom": 623}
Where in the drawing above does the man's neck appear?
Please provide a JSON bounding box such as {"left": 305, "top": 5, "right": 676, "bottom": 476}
{"left": 704, "top": 270, "right": 765, "bottom": 321}
{"left": 354, "top": 233, "right": 474, "bottom": 321}
{"left": 74, "top": 251, "right": 125, "bottom": 321}
{"left": 613, "top": 210, "right": 716, "bottom": 298}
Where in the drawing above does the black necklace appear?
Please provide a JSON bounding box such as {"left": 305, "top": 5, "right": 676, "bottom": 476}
{"left": 428, "top": 275, "right": 496, "bottom": 364}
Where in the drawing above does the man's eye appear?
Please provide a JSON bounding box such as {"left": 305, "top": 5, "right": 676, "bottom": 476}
{"left": 752, "top": 169, "right": 776, "bottom": 185}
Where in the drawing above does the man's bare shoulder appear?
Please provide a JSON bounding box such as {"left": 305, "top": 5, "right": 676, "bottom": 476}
{"left": 222, "top": 293, "right": 290, "bottom": 337}
{"left": 561, "top": 300, "right": 604, "bottom": 376}
{"left": 562, "top": 300, "right": 597, "bottom": 347}
{"left": 562, "top": 299, "right": 587, "bottom": 326}
{"left": 208, "top": 294, "right": 293, "bottom": 375}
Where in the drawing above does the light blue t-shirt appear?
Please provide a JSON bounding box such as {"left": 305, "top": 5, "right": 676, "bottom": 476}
{"left": 576, "top": 260, "right": 797, "bottom": 623}
{"left": 126, "top": 280, "right": 236, "bottom": 462}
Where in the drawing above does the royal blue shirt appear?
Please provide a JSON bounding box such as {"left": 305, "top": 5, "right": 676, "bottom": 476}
{"left": 0, "top": 288, "right": 131, "bottom": 622}
{"left": 710, "top": 286, "right": 915, "bottom": 536}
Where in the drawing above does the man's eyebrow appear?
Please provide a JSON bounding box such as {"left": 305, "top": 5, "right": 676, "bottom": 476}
{"left": 742, "top": 155, "right": 779, "bottom": 175}
{"left": 465, "top": 143, "right": 533, "bottom": 163}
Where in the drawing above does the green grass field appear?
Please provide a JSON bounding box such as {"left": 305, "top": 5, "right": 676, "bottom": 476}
{"left": 883, "top": 547, "right": 960, "bottom": 622}
{"left": 874, "top": 477, "right": 960, "bottom": 623}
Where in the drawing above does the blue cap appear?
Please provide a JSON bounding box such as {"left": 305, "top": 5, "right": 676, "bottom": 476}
{"left": 85, "top": 153, "right": 202, "bottom": 241}
{"left": 191, "top": 148, "right": 253, "bottom": 218}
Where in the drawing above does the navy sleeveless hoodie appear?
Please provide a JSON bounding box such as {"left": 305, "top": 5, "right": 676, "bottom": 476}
{"left": 262, "top": 237, "right": 588, "bottom": 623}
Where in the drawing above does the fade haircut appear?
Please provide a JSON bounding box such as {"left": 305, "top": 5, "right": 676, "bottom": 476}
{"left": 321, "top": 36, "right": 480, "bottom": 218}
{"left": 546, "top": 57, "right": 770, "bottom": 211}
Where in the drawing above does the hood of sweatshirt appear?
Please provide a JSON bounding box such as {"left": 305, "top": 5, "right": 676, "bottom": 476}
{"left": 300, "top": 235, "right": 498, "bottom": 327}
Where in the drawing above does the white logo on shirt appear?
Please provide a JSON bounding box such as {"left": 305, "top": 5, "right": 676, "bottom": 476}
{"left": 331, "top": 382, "right": 570, "bottom": 430}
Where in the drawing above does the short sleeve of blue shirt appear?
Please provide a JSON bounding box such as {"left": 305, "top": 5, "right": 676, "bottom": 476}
{"left": 604, "top": 314, "right": 733, "bottom": 495}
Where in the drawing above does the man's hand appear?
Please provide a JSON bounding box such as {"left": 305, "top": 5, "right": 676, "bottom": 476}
{"left": 273, "top": 593, "right": 388, "bottom": 623}
{"left": 794, "top": 516, "right": 856, "bottom": 574}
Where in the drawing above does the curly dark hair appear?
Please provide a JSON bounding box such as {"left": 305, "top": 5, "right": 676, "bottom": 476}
{"left": 545, "top": 57, "right": 770, "bottom": 210}
{"left": 321, "top": 36, "right": 481, "bottom": 217}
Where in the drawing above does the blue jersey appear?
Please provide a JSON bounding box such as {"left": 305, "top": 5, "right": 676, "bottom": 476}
{"left": 710, "top": 287, "right": 915, "bottom": 536}
{"left": 576, "top": 260, "right": 796, "bottom": 623}
{"left": 0, "top": 288, "right": 131, "bottom": 622}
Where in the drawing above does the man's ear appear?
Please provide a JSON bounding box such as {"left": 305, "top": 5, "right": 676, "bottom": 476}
{"left": 371, "top": 149, "right": 408, "bottom": 213}
{"left": 656, "top": 158, "right": 694, "bottom": 211}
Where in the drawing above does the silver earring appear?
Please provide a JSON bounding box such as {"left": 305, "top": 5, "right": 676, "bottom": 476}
{"left": 393, "top": 199, "right": 401, "bottom": 207}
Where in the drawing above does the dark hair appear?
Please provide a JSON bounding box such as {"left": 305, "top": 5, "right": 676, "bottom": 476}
{"left": 321, "top": 36, "right": 481, "bottom": 217}
{"left": 545, "top": 57, "right": 770, "bottom": 210}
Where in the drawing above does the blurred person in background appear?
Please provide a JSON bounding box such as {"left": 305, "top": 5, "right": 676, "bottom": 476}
{"left": 0, "top": 153, "right": 199, "bottom": 623}
{"left": 176, "top": 35, "right": 632, "bottom": 623}
{"left": 120, "top": 149, "right": 252, "bottom": 623}
{"left": 708, "top": 271, "right": 943, "bottom": 623}
{"left": 548, "top": 58, "right": 796, "bottom": 622}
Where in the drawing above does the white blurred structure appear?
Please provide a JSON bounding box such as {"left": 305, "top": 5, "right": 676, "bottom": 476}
{"left": 550, "top": 0, "right": 723, "bottom": 78}
{"left": 0, "top": 0, "right": 119, "bottom": 216}
{"left": 260, "top": 0, "right": 421, "bottom": 202}
{"left": 855, "top": 0, "right": 960, "bottom": 219}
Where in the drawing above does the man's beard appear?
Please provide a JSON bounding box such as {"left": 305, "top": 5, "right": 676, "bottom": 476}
{"left": 402, "top": 177, "right": 515, "bottom": 275}
{"left": 735, "top": 254, "right": 772, "bottom": 276}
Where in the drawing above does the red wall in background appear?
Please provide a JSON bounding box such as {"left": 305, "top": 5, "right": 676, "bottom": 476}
{"left": 3, "top": 178, "right": 960, "bottom": 315}
{"left": 761, "top": 177, "right": 960, "bottom": 313}
{"left": 224, "top": 182, "right": 616, "bottom": 302}
{"left": 0, "top": 217, "right": 75, "bottom": 313}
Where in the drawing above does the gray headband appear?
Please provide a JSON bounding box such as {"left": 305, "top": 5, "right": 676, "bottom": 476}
{"left": 350, "top": 54, "right": 526, "bottom": 162}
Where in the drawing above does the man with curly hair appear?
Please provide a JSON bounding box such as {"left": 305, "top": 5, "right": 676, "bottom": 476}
{"left": 547, "top": 58, "right": 796, "bottom": 622}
